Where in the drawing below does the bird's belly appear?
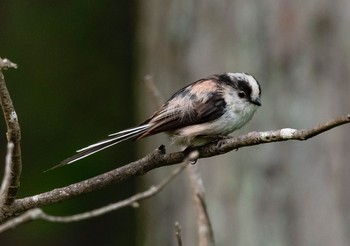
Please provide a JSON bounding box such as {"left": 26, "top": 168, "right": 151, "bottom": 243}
{"left": 168, "top": 107, "right": 256, "bottom": 147}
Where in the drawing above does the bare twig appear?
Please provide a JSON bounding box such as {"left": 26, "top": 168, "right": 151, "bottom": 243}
{"left": 2, "top": 114, "right": 347, "bottom": 220}
{"left": 0, "top": 163, "right": 188, "bottom": 232}
{"left": 0, "top": 59, "right": 347, "bottom": 236}
{"left": 0, "top": 61, "right": 349, "bottom": 228}
{"left": 0, "top": 143, "right": 15, "bottom": 207}
{"left": 0, "top": 58, "right": 21, "bottom": 207}
{"left": 174, "top": 221, "right": 183, "bottom": 246}
{"left": 0, "top": 208, "right": 43, "bottom": 232}
{"left": 188, "top": 162, "right": 215, "bottom": 246}
{"left": 41, "top": 163, "right": 187, "bottom": 223}
{"left": 0, "top": 58, "right": 17, "bottom": 70}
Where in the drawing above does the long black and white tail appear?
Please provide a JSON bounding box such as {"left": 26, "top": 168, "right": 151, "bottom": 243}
{"left": 47, "top": 124, "right": 150, "bottom": 171}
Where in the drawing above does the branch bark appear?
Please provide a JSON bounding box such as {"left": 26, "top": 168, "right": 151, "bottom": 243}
{"left": 0, "top": 57, "right": 349, "bottom": 229}
{"left": 1, "top": 114, "right": 347, "bottom": 220}
{"left": 188, "top": 163, "right": 215, "bottom": 246}
{"left": 174, "top": 221, "right": 183, "bottom": 246}
{"left": 0, "top": 163, "right": 187, "bottom": 233}
{"left": 0, "top": 58, "right": 21, "bottom": 209}
{"left": 0, "top": 143, "right": 15, "bottom": 207}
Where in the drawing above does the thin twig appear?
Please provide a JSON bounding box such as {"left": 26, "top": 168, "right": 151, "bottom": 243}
{"left": 0, "top": 208, "right": 43, "bottom": 233}
{"left": 0, "top": 57, "right": 21, "bottom": 208}
{"left": 42, "top": 163, "right": 187, "bottom": 223}
{"left": 0, "top": 163, "right": 188, "bottom": 232}
{"left": 188, "top": 162, "right": 215, "bottom": 246}
{"left": 3, "top": 114, "right": 348, "bottom": 220}
{"left": 0, "top": 58, "right": 17, "bottom": 70}
{"left": 174, "top": 221, "right": 183, "bottom": 246}
{"left": 0, "top": 143, "right": 15, "bottom": 207}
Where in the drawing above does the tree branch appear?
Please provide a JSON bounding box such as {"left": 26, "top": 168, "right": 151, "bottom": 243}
{"left": 188, "top": 163, "right": 215, "bottom": 246}
{"left": 0, "top": 163, "right": 187, "bottom": 232}
{"left": 0, "top": 63, "right": 349, "bottom": 223}
{"left": 1, "top": 57, "right": 348, "bottom": 236}
{"left": 0, "top": 58, "right": 21, "bottom": 208}
{"left": 0, "top": 143, "right": 15, "bottom": 207}
{"left": 2, "top": 114, "right": 347, "bottom": 220}
{"left": 42, "top": 163, "right": 187, "bottom": 222}
{"left": 174, "top": 221, "right": 183, "bottom": 246}
{"left": 0, "top": 208, "right": 43, "bottom": 232}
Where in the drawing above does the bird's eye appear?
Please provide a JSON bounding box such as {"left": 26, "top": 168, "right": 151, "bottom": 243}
{"left": 238, "top": 91, "right": 246, "bottom": 98}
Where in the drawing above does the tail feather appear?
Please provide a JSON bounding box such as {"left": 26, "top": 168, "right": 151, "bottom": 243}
{"left": 108, "top": 124, "right": 150, "bottom": 137}
{"left": 46, "top": 124, "right": 150, "bottom": 172}
{"left": 77, "top": 125, "right": 149, "bottom": 152}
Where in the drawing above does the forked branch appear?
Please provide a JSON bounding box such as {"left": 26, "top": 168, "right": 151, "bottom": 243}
{"left": 8, "top": 114, "right": 350, "bottom": 216}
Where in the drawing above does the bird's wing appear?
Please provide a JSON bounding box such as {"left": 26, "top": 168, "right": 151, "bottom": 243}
{"left": 137, "top": 80, "right": 226, "bottom": 139}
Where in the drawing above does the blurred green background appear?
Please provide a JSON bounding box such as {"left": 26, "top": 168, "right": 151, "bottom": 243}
{"left": 1, "top": 0, "right": 350, "bottom": 246}
{"left": 0, "top": 1, "right": 138, "bottom": 245}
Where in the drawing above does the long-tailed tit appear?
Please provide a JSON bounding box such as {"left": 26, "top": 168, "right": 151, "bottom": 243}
{"left": 54, "top": 72, "right": 261, "bottom": 169}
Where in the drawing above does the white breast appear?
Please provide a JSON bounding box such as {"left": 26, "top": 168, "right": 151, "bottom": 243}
{"left": 168, "top": 100, "right": 257, "bottom": 147}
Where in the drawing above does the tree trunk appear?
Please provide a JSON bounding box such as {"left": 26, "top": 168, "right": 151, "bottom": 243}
{"left": 136, "top": 1, "right": 350, "bottom": 245}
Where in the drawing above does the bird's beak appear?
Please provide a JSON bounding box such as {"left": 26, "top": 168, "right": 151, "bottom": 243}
{"left": 251, "top": 97, "right": 261, "bottom": 106}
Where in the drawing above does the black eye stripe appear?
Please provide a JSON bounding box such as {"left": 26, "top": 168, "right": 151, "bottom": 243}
{"left": 217, "top": 74, "right": 233, "bottom": 84}
{"left": 236, "top": 80, "right": 252, "bottom": 97}
{"left": 217, "top": 74, "right": 253, "bottom": 98}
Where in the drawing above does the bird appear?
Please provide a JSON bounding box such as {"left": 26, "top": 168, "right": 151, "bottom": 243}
{"left": 51, "top": 72, "right": 261, "bottom": 170}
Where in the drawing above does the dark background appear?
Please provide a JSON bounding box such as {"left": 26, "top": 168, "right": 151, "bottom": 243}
{"left": 0, "top": 1, "right": 138, "bottom": 245}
